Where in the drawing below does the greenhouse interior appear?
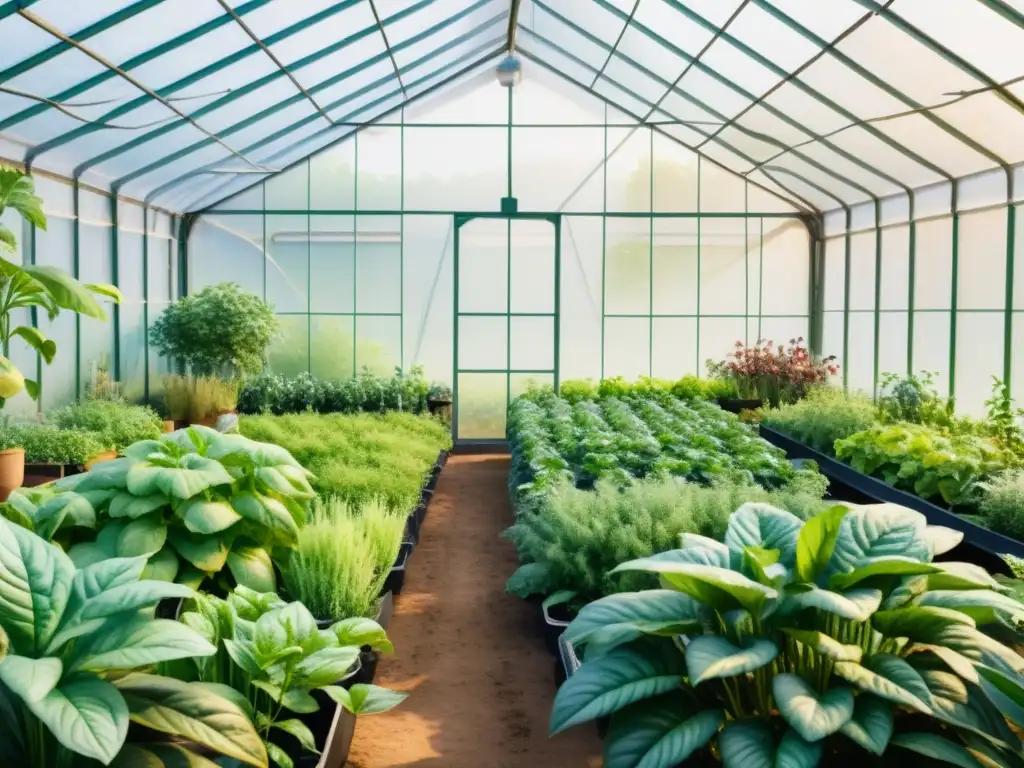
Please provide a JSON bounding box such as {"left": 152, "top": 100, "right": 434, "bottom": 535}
{"left": 0, "top": 1, "right": 1023, "bottom": 767}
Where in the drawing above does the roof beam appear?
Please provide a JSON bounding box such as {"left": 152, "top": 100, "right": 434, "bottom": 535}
{"left": 18, "top": 7, "right": 267, "bottom": 171}
{"left": 369, "top": 0, "right": 406, "bottom": 97}
{"left": 590, "top": 0, "right": 639, "bottom": 89}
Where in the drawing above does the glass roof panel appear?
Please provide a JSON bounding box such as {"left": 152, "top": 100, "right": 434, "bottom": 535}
{"left": 534, "top": 0, "right": 627, "bottom": 47}
{"left": 28, "top": 0, "right": 146, "bottom": 35}
{"left": 0, "top": 13, "right": 61, "bottom": 71}
{"left": 766, "top": 0, "right": 867, "bottom": 40}
{"left": 725, "top": 3, "right": 821, "bottom": 73}
{"left": 264, "top": 3, "right": 378, "bottom": 68}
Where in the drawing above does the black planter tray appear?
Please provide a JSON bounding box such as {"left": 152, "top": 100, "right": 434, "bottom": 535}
{"left": 541, "top": 600, "right": 572, "bottom": 657}
{"left": 382, "top": 543, "right": 412, "bottom": 596}
{"left": 760, "top": 425, "right": 1024, "bottom": 567}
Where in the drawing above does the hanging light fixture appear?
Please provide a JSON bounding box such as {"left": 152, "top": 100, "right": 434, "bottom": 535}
{"left": 496, "top": 53, "right": 522, "bottom": 87}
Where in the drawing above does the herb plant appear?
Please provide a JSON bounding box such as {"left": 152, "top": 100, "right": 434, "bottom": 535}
{"left": 0, "top": 518, "right": 267, "bottom": 767}
{"left": 164, "top": 374, "right": 239, "bottom": 423}
{"left": 707, "top": 337, "right": 839, "bottom": 407}
{"left": 174, "top": 587, "right": 405, "bottom": 768}
{"left": 761, "top": 387, "right": 877, "bottom": 455}
{"left": 551, "top": 502, "right": 1024, "bottom": 767}
{"left": 45, "top": 425, "right": 314, "bottom": 592}
{"left": 983, "top": 376, "right": 1024, "bottom": 458}
{"left": 238, "top": 366, "right": 430, "bottom": 416}
{"left": 977, "top": 469, "right": 1024, "bottom": 540}
{"left": 151, "top": 282, "right": 278, "bottom": 377}
{"left": 1, "top": 423, "right": 110, "bottom": 464}
{"left": 51, "top": 398, "right": 163, "bottom": 451}
{"left": 284, "top": 498, "right": 406, "bottom": 620}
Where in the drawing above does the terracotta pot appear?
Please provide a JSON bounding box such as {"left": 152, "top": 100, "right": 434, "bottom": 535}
{"left": 0, "top": 447, "right": 25, "bottom": 501}
{"left": 162, "top": 420, "right": 176, "bottom": 433}
{"left": 85, "top": 450, "right": 117, "bottom": 470}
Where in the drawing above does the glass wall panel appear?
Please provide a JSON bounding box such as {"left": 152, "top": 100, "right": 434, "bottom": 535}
{"left": 957, "top": 208, "right": 1006, "bottom": 310}
{"left": 914, "top": 217, "right": 953, "bottom": 310}
{"left": 78, "top": 221, "right": 115, "bottom": 396}
{"left": 955, "top": 312, "right": 1003, "bottom": 415}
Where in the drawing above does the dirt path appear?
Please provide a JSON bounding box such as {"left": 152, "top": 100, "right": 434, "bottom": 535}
{"left": 346, "top": 453, "right": 603, "bottom": 768}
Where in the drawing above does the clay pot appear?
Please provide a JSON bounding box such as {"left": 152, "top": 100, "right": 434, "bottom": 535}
{"left": 162, "top": 420, "right": 176, "bottom": 433}
{"left": 85, "top": 450, "right": 118, "bottom": 470}
{"left": 0, "top": 447, "right": 25, "bottom": 501}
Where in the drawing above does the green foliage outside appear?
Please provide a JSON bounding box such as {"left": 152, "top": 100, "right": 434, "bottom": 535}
{"left": 238, "top": 366, "right": 430, "bottom": 416}
{"left": 239, "top": 412, "right": 451, "bottom": 510}
{"left": 51, "top": 398, "right": 162, "bottom": 451}
{"left": 150, "top": 282, "right": 278, "bottom": 377}
{"left": 551, "top": 501, "right": 1024, "bottom": 768}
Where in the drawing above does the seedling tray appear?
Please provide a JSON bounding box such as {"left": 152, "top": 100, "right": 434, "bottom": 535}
{"left": 382, "top": 543, "right": 413, "bottom": 596}
{"left": 759, "top": 425, "right": 1024, "bottom": 568}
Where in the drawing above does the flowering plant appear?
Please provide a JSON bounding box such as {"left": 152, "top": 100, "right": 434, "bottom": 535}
{"left": 708, "top": 337, "right": 838, "bottom": 407}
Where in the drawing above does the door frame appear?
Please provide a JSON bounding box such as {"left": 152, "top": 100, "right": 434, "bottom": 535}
{"left": 452, "top": 212, "right": 561, "bottom": 445}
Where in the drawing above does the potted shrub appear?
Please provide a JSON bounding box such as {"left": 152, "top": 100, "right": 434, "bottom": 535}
{"left": 0, "top": 517, "right": 268, "bottom": 766}
{"left": 427, "top": 382, "right": 453, "bottom": 418}
{"left": 173, "top": 587, "right": 405, "bottom": 767}
{"left": 708, "top": 337, "right": 839, "bottom": 412}
{"left": 164, "top": 373, "right": 239, "bottom": 429}
{"left": 550, "top": 501, "right": 1024, "bottom": 767}
{"left": 150, "top": 282, "right": 278, "bottom": 379}
{"left": 11, "top": 423, "right": 112, "bottom": 482}
{"left": 51, "top": 397, "right": 163, "bottom": 452}
{"left": 0, "top": 165, "right": 122, "bottom": 499}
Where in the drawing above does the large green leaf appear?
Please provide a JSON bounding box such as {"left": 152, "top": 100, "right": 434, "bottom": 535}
{"left": 916, "top": 590, "right": 1024, "bottom": 625}
{"left": 977, "top": 666, "right": 1024, "bottom": 728}
{"left": 612, "top": 560, "right": 777, "bottom": 614}
{"left": 724, "top": 503, "right": 803, "bottom": 567}
{"left": 331, "top": 617, "right": 392, "bottom": 655}
{"left": 550, "top": 640, "right": 685, "bottom": 734}
{"left": 778, "top": 585, "right": 882, "bottom": 621}
{"left": 227, "top": 546, "right": 276, "bottom": 593}
{"left": 168, "top": 529, "right": 230, "bottom": 573}
{"left": 108, "top": 492, "right": 170, "bottom": 519}
{"left": 828, "top": 504, "right": 931, "bottom": 575}
{"left": 872, "top": 606, "right": 975, "bottom": 642}
{"left": 604, "top": 694, "right": 723, "bottom": 768}
{"left": 773, "top": 674, "right": 854, "bottom": 741}
{"left": 832, "top": 659, "right": 932, "bottom": 713}
{"left": 0, "top": 655, "right": 62, "bottom": 702}
{"left": 890, "top": 733, "right": 982, "bottom": 768}
{"left": 67, "top": 616, "right": 215, "bottom": 672}
{"left": 775, "top": 729, "right": 823, "bottom": 768}
{"left": 293, "top": 645, "right": 360, "bottom": 688}
{"left": 828, "top": 557, "right": 940, "bottom": 591}
{"left": 930, "top": 623, "right": 1024, "bottom": 676}
{"left": 115, "top": 673, "right": 267, "bottom": 767}
{"left": 563, "top": 590, "right": 704, "bottom": 651}
{"left": 265, "top": 741, "right": 294, "bottom": 768}
{"left": 779, "top": 628, "right": 862, "bottom": 662}
{"left": 343, "top": 683, "right": 408, "bottom": 715}
{"left": 143, "top": 545, "right": 181, "bottom": 583}
{"left": 62, "top": 458, "right": 131, "bottom": 492}
{"left": 180, "top": 499, "right": 242, "bottom": 535}
{"left": 718, "top": 719, "right": 774, "bottom": 768}
{"left": 230, "top": 493, "right": 299, "bottom": 546}
{"left": 794, "top": 504, "right": 849, "bottom": 584}
{"left": 27, "top": 676, "right": 128, "bottom": 765}
{"left": 126, "top": 455, "right": 233, "bottom": 500}
{"left": 33, "top": 492, "right": 96, "bottom": 540}
{"left": 0, "top": 517, "right": 74, "bottom": 655}
{"left": 271, "top": 719, "right": 318, "bottom": 754}
{"left": 684, "top": 636, "right": 778, "bottom": 686}
{"left": 927, "top": 563, "right": 1004, "bottom": 591}
{"left": 11, "top": 326, "right": 55, "bottom": 364}
{"left": 837, "top": 694, "right": 893, "bottom": 755}
{"left": 916, "top": 665, "right": 1015, "bottom": 745}
{"left": 20, "top": 264, "right": 110, "bottom": 318}
{"left": 117, "top": 516, "right": 168, "bottom": 558}
{"left": 0, "top": 167, "right": 46, "bottom": 229}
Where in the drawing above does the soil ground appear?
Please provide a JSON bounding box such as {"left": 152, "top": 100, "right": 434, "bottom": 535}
{"left": 346, "top": 453, "right": 603, "bottom": 768}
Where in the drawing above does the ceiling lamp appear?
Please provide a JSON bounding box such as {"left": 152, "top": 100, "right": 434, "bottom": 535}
{"left": 496, "top": 54, "right": 522, "bottom": 87}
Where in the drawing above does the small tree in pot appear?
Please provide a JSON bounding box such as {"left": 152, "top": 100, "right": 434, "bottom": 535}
{"left": 427, "top": 382, "right": 453, "bottom": 418}
{"left": 0, "top": 166, "right": 122, "bottom": 498}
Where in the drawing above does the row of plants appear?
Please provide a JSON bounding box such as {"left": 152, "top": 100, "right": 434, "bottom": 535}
{"left": 0, "top": 421, "right": 421, "bottom": 766}
{"left": 507, "top": 390, "right": 799, "bottom": 507}
{"left": 550, "top": 500, "right": 1024, "bottom": 767}
{"left": 238, "top": 366, "right": 452, "bottom": 417}
{"left": 761, "top": 373, "right": 1024, "bottom": 542}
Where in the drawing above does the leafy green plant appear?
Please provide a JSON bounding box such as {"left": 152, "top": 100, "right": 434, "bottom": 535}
{"left": 551, "top": 502, "right": 1024, "bottom": 768}
{"left": 240, "top": 412, "right": 451, "bottom": 509}
{"left": 51, "top": 399, "right": 162, "bottom": 451}
{"left": 42, "top": 425, "right": 314, "bottom": 592}
{"left": 762, "top": 387, "right": 877, "bottom": 455}
{"left": 173, "top": 587, "right": 405, "bottom": 768}
{"left": 0, "top": 517, "right": 268, "bottom": 767}
{"left": 505, "top": 474, "right": 831, "bottom": 607}
{"left": 426, "top": 381, "right": 452, "bottom": 403}
{"left": 976, "top": 469, "right": 1024, "bottom": 540}
{"left": 1, "top": 422, "right": 110, "bottom": 464}
{"left": 984, "top": 376, "right": 1024, "bottom": 457}
{"left": 284, "top": 498, "right": 405, "bottom": 620}
{"left": 0, "top": 167, "right": 122, "bottom": 404}
{"left": 238, "top": 367, "right": 430, "bottom": 416}
{"left": 163, "top": 374, "right": 239, "bottom": 422}
{"left": 876, "top": 370, "right": 964, "bottom": 431}
{"left": 151, "top": 282, "right": 278, "bottom": 377}
{"left": 835, "top": 422, "right": 1011, "bottom": 507}
{"left": 707, "top": 338, "right": 839, "bottom": 407}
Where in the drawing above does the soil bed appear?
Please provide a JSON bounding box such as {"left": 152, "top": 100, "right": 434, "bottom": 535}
{"left": 346, "top": 453, "right": 602, "bottom": 768}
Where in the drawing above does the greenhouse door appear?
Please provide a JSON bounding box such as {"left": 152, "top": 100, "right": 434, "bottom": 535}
{"left": 453, "top": 214, "right": 560, "bottom": 444}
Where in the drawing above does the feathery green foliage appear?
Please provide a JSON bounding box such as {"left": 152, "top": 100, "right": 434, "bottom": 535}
{"left": 505, "top": 474, "right": 832, "bottom": 606}
{"left": 761, "top": 387, "right": 877, "bottom": 455}
{"left": 978, "top": 469, "right": 1024, "bottom": 540}
{"left": 240, "top": 412, "right": 450, "bottom": 509}
{"left": 51, "top": 398, "right": 162, "bottom": 450}
{"left": 284, "top": 498, "right": 405, "bottom": 620}
{"left": 1, "top": 422, "right": 110, "bottom": 463}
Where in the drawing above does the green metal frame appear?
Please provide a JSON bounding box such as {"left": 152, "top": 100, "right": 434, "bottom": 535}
{"left": 452, "top": 212, "right": 561, "bottom": 444}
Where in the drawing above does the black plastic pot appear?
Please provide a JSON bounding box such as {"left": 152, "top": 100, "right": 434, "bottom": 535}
{"left": 420, "top": 486, "right": 434, "bottom": 511}
{"left": 424, "top": 472, "right": 438, "bottom": 493}
{"left": 541, "top": 600, "right": 572, "bottom": 657}
{"left": 438, "top": 448, "right": 450, "bottom": 466}
{"left": 760, "top": 425, "right": 1024, "bottom": 570}
{"left": 404, "top": 511, "right": 420, "bottom": 547}
{"left": 382, "top": 543, "right": 413, "bottom": 596}
{"left": 716, "top": 397, "right": 763, "bottom": 414}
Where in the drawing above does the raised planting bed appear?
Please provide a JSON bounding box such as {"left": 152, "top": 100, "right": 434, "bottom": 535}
{"left": 760, "top": 424, "right": 1023, "bottom": 570}
{"left": 382, "top": 542, "right": 413, "bottom": 596}
{"left": 541, "top": 599, "right": 572, "bottom": 657}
